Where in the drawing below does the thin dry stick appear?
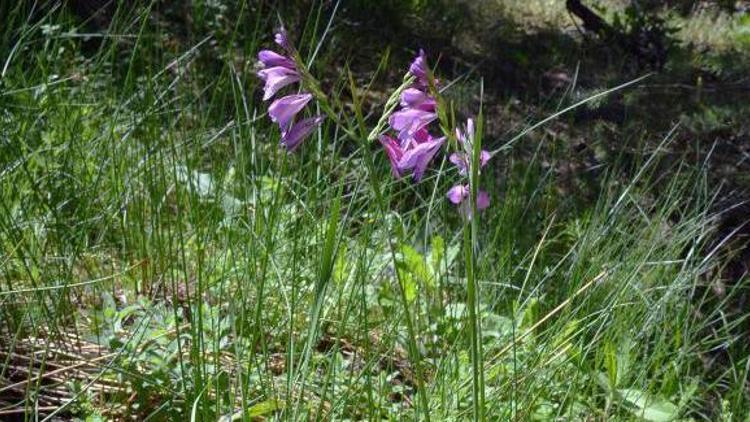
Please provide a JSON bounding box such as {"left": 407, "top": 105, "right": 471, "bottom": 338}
{"left": 0, "top": 321, "right": 191, "bottom": 396}
{"left": 0, "top": 353, "right": 116, "bottom": 395}
{"left": 0, "top": 406, "right": 59, "bottom": 416}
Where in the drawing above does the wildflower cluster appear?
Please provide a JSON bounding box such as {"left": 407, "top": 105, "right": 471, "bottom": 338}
{"left": 379, "top": 50, "right": 491, "bottom": 217}
{"left": 379, "top": 50, "right": 445, "bottom": 182}
{"left": 254, "top": 34, "right": 492, "bottom": 417}
{"left": 257, "top": 30, "right": 323, "bottom": 152}
{"left": 447, "top": 118, "right": 491, "bottom": 218}
{"left": 256, "top": 34, "right": 492, "bottom": 217}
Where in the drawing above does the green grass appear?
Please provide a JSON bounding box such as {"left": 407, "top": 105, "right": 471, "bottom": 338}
{"left": 1, "top": 1, "right": 748, "bottom": 420}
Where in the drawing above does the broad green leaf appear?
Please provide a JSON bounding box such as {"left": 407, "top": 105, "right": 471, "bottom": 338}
{"left": 520, "top": 298, "right": 539, "bottom": 329}
{"left": 429, "top": 235, "right": 445, "bottom": 273}
{"left": 333, "top": 249, "right": 348, "bottom": 286}
{"left": 219, "top": 399, "right": 282, "bottom": 421}
{"left": 604, "top": 340, "right": 618, "bottom": 389}
{"left": 247, "top": 399, "right": 282, "bottom": 417}
{"left": 400, "top": 244, "right": 433, "bottom": 289}
{"left": 616, "top": 337, "right": 634, "bottom": 386}
{"left": 618, "top": 388, "right": 679, "bottom": 421}
{"left": 398, "top": 271, "right": 417, "bottom": 303}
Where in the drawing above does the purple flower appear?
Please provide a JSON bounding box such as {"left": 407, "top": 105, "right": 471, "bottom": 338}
{"left": 281, "top": 115, "right": 324, "bottom": 152}
{"left": 398, "top": 133, "right": 445, "bottom": 181}
{"left": 402, "top": 127, "right": 437, "bottom": 149}
{"left": 268, "top": 93, "right": 313, "bottom": 130}
{"left": 389, "top": 54, "right": 438, "bottom": 141}
{"left": 257, "top": 31, "right": 321, "bottom": 153}
{"left": 389, "top": 108, "right": 438, "bottom": 141}
{"left": 451, "top": 118, "right": 490, "bottom": 175}
{"left": 446, "top": 184, "right": 469, "bottom": 205}
{"left": 380, "top": 50, "right": 445, "bottom": 181}
{"left": 456, "top": 118, "right": 475, "bottom": 144}
{"left": 257, "top": 66, "right": 301, "bottom": 101}
{"left": 411, "top": 127, "right": 432, "bottom": 143}
{"left": 449, "top": 150, "right": 490, "bottom": 175}
{"left": 409, "top": 49, "right": 429, "bottom": 86}
{"left": 274, "top": 29, "right": 291, "bottom": 51}
{"left": 400, "top": 88, "right": 436, "bottom": 111}
{"left": 380, "top": 135, "right": 405, "bottom": 178}
{"left": 256, "top": 47, "right": 300, "bottom": 101}
{"left": 258, "top": 49, "right": 296, "bottom": 69}
{"left": 447, "top": 184, "right": 490, "bottom": 218}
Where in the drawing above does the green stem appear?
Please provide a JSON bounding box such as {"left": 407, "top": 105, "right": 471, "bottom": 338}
{"left": 464, "top": 222, "right": 484, "bottom": 421}
{"left": 467, "top": 115, "right": 486, "bottom": 421}
{"left": 299, "top": 67, "right": 431, "bottom": 420}
{"left": 360, "top": 140, "right": 432, "bottom": 421}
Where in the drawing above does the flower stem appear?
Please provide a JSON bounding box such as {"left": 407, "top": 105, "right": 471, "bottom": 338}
{"left": 307, "top": 70, "right": 432, "bottom": 421}
{"left": 466, "top": 114, "right": 486, "bottom": 421}
{"left": 463, "top": 222, "right": 485, "bottom": 421}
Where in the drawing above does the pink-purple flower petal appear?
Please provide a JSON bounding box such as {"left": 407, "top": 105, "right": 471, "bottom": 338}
{"left": 257, "top": 66, "right": 301, "bottom": 101}
{"left": 281, "top": 115, "right": 324, "bottom": 152}
{"left": 409, "top": 49, "right": 429, "bottom": 85}
{"left": 401, "top": 127, "right": 433, "bottom": 149}
{"left": 398, "top": 136, "right": 445, "bottom": 181}
{"left": 447, "top": 184, "right": 468, "bottom": 204}
{"left": 268, "top": 93, "right": 313, "bottom": 130}
{"left": 452, "top": 118, "right": 491, "bottom": 175}
{"left": 449, "top": 152, "right": 469, "bottom": 175}
{"left": 380, "top": 135, "right": 405, "bottom": 178}
{"left": 257, "top": 50, "right": 296, "bottom": 69}
{"left": 448, "top": 184, "right": 490, "bottom": 218}
{"left": 477, "top": 190, "right": 490, "bottom": 210}
{"left": 274, "top": 29, "right": 291, "bottom": 50}
{"left": 389, "top": 108, "right": 437, "bottom": 141}
{"left": 480, "top": 150, "right": 491, "bottom": 167}
{"left": 400, "top": 88, "right": 436, "bottom": 111}
{"left": 449, "top": 150, "right": 491, "bottom": 175}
